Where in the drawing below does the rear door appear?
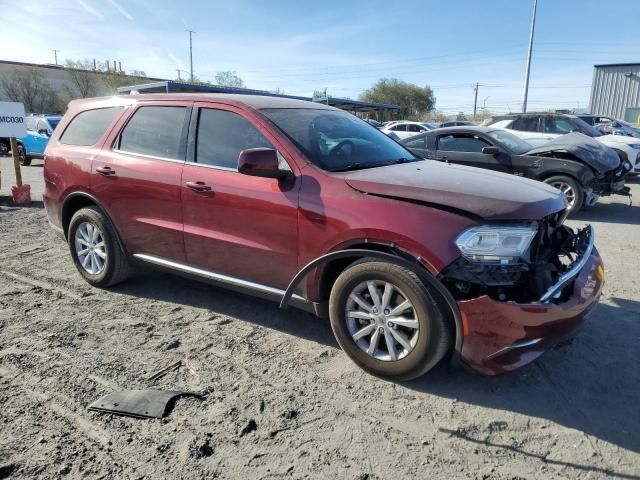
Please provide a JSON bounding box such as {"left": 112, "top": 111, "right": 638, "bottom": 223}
{"left": 181, "top": 103, "right": 300, "bottom": 289}
{"left": 91, "top": 101, "right": 191, "bottom": 262}
{"left": 434, "top": 132, "right": 513, "bottom": 173}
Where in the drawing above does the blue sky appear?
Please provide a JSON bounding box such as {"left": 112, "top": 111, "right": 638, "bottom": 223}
{"left": 1, "top": 0, "right": 638, "bottom": 114}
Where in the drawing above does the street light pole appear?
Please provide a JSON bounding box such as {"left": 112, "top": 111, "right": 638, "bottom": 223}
{"left": 186, "top": 29, "right": 195, "bottom": 82}
{"left": 522, "top": 0, "right": 538, "bottom": 113}
{"left": 473, "top": 82, "right": 479, "bottom": 120}
{"left": 51, "top": 49, "right": 59, "bottom": 65}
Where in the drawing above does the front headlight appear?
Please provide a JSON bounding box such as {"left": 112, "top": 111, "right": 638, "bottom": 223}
{"left": 455, "top": 225, "right": 537, "bottom": 263}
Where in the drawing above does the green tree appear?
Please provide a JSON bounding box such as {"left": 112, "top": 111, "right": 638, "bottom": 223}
{"left": 214, "top": 71, "right": 245, "bottom": 88}
{"left": 360, "top": 78, "right": 435, "bottom": 119}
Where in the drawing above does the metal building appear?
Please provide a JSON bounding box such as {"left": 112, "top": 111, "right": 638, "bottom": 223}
{"left": 589, "top": 63, "right": 640, "bottom": 124}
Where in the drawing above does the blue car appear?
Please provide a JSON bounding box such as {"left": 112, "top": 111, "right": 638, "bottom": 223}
{"left": 16, "top": 114, "right": 62, "bottom": 165}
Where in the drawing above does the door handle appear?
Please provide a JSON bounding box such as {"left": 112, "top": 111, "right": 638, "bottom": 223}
{"left": 96, "top": 166, "right": 116, "bottom": 176}
{"left": 185, "top": 181, "right": 212, "bottom": 192}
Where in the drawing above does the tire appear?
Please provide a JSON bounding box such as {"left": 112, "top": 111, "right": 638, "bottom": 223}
{"left": 67, "top": 206, "right": 133, "bottom": 287}
{"left": 0, "top": 140, "right": 8, "bottom": 157}
{"left": 543, "top": 175, "right": 584, "bottom": 213}
{"left": 328, "top": 259, "right": 451, "bottom": 381}
{"left": 17, "top": 144, "right": 31, "bottom": 166}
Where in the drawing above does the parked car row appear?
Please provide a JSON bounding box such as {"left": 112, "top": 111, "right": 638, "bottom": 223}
{"left": 482, "top": 112, "right": 640, "bottom": 175}
{"left": 401, "top": 126, "right": 631, "bottom": 212}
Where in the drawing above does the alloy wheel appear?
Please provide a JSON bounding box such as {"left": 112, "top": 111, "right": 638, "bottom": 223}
{"left": 74, "top": 222, "right": 107, "bottom": 275}
{"left": 550, "top": 181, "right": 576, "bottom": 210}
{"left": 345, "top": 280, "right": 420, "bottom": 361}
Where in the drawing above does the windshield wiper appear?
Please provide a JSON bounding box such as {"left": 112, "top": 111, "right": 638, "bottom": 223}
{"left": 328, "top": 157, "right": 419, "bottom": 172}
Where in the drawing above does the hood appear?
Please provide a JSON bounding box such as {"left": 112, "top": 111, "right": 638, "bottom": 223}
{"left": 598, "top": 133, "right": 640, "bottom": 145}
{"left": 526, "top": 132, "right": 620, "bottom": 174}
{"left": 342, "top": 161, "right": 566, "bottom": 221}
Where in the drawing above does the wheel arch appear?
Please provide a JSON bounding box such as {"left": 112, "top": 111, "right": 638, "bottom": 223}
{"left": 281, "top": 246, "right": 464, "bottom": 356}
{"left": 61, "top": 192, "right": 128, "bottom": 255}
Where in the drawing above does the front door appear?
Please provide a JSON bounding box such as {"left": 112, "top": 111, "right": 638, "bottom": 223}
{"left": 181, "top": 104, "right": 300, "bottom": 289}
{"left": 91, "top": 102, "right": 191, "bottom": 262}
{"left": 435, "top": 133, "right": 513, "bottom": 173}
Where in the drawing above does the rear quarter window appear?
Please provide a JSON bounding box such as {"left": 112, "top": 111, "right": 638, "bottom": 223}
{"left": 60, "top": 107, "right": 123, "bottom": 146}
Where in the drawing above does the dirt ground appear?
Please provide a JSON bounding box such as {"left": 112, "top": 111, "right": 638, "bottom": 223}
{"left": 0, "top": 167, "right": 639, "bottom": 479}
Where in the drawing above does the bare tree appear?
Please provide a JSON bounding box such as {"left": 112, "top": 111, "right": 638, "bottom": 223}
{"left": 65, "top": 59, "right": 99, "bottom": 98}
{"left": 0, "top": 67, "right": 62, "bottom": 113}
{"left": 214, "top": 71, "right": 245, "bottom": 88}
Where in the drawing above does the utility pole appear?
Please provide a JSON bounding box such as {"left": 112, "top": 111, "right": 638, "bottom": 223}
{"left": 473, "top": 83, "right": 479, "bottom": 120}
{"left": 177, "top": 69, "right": 181, "bottom": 81}
{"left": 51, "top": 49, "right": 59, "bottom": 65}
{"left": 522, "top": 0, "right": 538, "bottom": 113}
{"left": 186, "top": 29, "right": 195, "bottom": 82}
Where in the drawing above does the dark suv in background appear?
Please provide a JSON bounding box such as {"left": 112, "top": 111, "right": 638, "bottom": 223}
{"left": 43, "top": 94, "right": 603, "bottom": 379}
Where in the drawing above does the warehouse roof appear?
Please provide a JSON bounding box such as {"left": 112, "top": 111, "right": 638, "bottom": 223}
{"left": 594, "top": 62, "right": 640, "bottom": 68}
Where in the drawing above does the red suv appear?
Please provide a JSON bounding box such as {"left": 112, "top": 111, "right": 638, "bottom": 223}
{"left": 43, "top": 94, "right": 604, "bottom": 379}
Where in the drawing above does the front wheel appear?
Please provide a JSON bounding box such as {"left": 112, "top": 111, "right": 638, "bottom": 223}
{"left": 543, "top": 175, "right": 584, "bottom": 213}
{"left": 329, "top": 259, "right": 450, "bottom": 381}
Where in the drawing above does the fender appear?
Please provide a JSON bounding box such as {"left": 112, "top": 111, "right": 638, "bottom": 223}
{"left": 280, "top": 248, "right": 464, "bottom": 355}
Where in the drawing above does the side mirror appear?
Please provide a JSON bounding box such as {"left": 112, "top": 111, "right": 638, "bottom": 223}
{"left": 238, "top": 148, "right": 287, "bottom": 179}
{"left": 482, "top": 146, "right": 499, "bottom": 155}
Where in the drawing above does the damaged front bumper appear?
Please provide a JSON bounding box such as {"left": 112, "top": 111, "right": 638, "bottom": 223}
{"left": 456, "top": 230, "right": 603, "bottom": 375}
{"left": 591, "top": 159, "right": 633, "bottom": 198}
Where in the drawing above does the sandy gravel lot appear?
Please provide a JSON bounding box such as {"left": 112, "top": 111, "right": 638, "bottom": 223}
{"left": 0, "top": 163, "right": 639, "bottom": 479}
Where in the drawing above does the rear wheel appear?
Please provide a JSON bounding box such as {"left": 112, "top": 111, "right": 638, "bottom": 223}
{"left": 329, "top": 259, "right": 450, "bottom": 381}
{"left": 68, "top": 206, "right": 133, "bottom": 287}
{"left": 544, "top": 175, "right": 584, "bottom": 212}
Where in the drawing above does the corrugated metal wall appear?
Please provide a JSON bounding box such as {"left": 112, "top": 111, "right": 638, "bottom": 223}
{"left": 589, "top": 64, "right": 640, "bottom": 120}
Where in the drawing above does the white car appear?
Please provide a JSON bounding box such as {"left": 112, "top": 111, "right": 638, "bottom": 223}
{"left": 381, "top": 121, "right": 432, "bottom": 140}
{"left": 485, "top": 113, "right": 640, "bottom": 174}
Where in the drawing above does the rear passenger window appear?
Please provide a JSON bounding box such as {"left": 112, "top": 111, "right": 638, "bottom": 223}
{"left": 438, "top": 134, "right": 489, "bottom": 152}
{"left": 118, "top": 106, "right": 187, "bottom": 159}
{"left": 60, "top": 107, "right": 123, "bottom": 146}
{"left": 196, "top": 109, "right": 273, "bottom": 169}
{"left": 404, "top": 135, "right": 426, "bottom": 148}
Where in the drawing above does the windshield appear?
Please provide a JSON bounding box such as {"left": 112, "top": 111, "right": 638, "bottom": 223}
{"left": 572, "top": 116, "right": 602, "bottom": 137}
{"left": 261, "top": 108, "right": 419, "bottom": 171}
{"left": 48, "top": 118, "right": 60, "bottom": 130}
{"left": 486, "top": 129, "right": 533, "bottom": 155}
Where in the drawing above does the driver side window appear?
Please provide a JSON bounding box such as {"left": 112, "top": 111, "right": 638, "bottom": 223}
{"left": 196, "top": 109, "right": 274, "bottom": 169}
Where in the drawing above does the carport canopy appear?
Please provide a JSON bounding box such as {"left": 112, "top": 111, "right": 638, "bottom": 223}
{"left": 117, "top": 81, "right": 400, "bottom": 119}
